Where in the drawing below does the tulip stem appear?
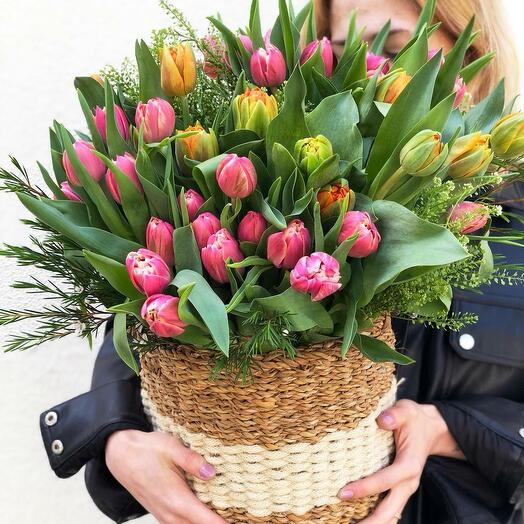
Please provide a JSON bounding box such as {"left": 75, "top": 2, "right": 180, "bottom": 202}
{"left": 181, "top": 96, "right": 191, "bottom": 127}
{"left": 374, "top": 167, "right": 407, "bottom": 200}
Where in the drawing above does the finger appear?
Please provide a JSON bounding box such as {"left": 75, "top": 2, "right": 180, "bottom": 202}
{"left": 338, "top": 461, "right": 408, "bottom": 500}
{"left": 169, "top": 438, "right": 217, "bottom": 481}
{"left": 173, "top": 481, "right": 228, "bottom": 524}
{"left": 376, "top": 400, "right": 416, "bottom": 430}
{"left": 358, "top": 487, "right": 411, "bottom": 524}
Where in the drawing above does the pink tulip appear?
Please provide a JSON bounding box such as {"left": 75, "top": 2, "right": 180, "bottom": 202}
{"left": 366, "top": 52, "right": 390, "bottom": 77}
{"left": 141, "top": 294, "right": 187, "bottom": 337}
{"left": 216, "top": 154, "right": 257, "bottom": 198}
{"left": 62, "top": 140, "right": 106, "bottom": 186}
{"left": 60, "top": 181, "right": 82, "bottom": 202}
{"left": 453, "top": 76, "right": 467, "bottom": 109}
{"left": 237, "top": 211, "right": 267, "bottom": 244}
{"left": 300, "top": 37, "right": 334, "bottom": 77}
{"left": 126, "top": 248, "right": 172, "bottom": 296}
{"left": 94, "top": 105, "right": 130, "bottom": 143}
{"left": 201, "top": 228, "right": 244, "bottom": 283}
{"left": 179, "top": 189, "right": 205, "bottom": 221}
{"left": 290, "top": 252, "right": 342, "bottom": 301}
{"left": 146, "top": 217, "right": 175, "bottom": 267}
{"left": 250, "top": 45, "right": 287, "bottom": 87}
{"left": 105, "top": 153, "right": 142, "bottom": 204}
{"left": 338, "top": 211, "right": 381, "bottom": 258}
{"left": 135, "top": 98, "right": 176, "bottom": 144}
{"left": 267, "top": 219, "right": 311, "bottom": 269}
{"left": 240, "top": 34, "right": 254, "bottom": 54}
{"left": 448, "top": 201, "right": 489, "bottom": 234}
{"left": 192, "top": 212, "right": 221, "bottom": 249}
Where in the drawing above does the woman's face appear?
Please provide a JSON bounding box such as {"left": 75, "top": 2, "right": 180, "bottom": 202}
{"left": 330, "top": 0, "right": 454, "bottom": 58}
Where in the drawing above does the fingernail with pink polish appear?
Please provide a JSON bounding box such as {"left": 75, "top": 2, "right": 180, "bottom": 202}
{"left": 339, "top": 487, "right": 354, "bottom": 500}
{"left": 200, "top": 463, "right": 216, "bottom": 479}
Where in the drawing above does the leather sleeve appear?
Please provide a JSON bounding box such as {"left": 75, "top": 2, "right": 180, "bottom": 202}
{"left": 40, "top": 326, "right": 151, "bottom": 522}
{"left": 434, "top": 396, "right": 524, "bottom": 505}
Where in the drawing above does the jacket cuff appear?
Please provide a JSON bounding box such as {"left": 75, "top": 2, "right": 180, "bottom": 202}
{"left": 40, "top": 376, "right": 151, "bottom": 479}
{"left": 85, "top": 457, "right": 147, "bottom": 523}
{"left": 434, "top": 397, "right": 524, "bottom": 503}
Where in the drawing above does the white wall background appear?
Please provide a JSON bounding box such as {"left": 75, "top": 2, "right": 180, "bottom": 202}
{"left": 0, "top": 1, "right": 522, "bottom": 522}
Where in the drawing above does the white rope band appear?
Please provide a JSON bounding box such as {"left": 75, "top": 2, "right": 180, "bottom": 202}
{"left": 142, "top": 380, "right": 397, "bottom": 518}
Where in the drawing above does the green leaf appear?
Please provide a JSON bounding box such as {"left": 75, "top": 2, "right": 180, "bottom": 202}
{"left": 37, "top": 162, "right": 63, "bottom": 199}
{"left": 113, "top": 313, "right": 140, "bottom": 375}
{"left": 332, "top": 233, "right": 358, "bottom": 265}
{"left": 342, "top": 43, "right": 368, "bottom": 89}
{"left": 287, "top": 188, "right": 314, "bottom": 217}
{"left": 226, "top": 265, "right": 272, "bottom": 312}
{"left": 172, "top": 270, "right": 229, "bottom": 355}
{"left": 228, "top": 256, "right": 272, "bottom": 268}
{"left": 413, "top": 0, "right": 436, "bottom": 36}
{"left": 354, "top": 333, "right": 414, "bottom": 365}
{"left": 73, "top": 77, "right": 105, "bottom": 109}
{"left": 193, "top": 155, "right": 227, "bottom": 209}
{"left": 266, "top": 66, "right": 309, "bottom": 167}
{"left": 77, "top": 89, "right": 106, "bottom": 155}
{"left": 59, "top": 126, "right": 132, "bottom": 238}
{"left": 51, "top": 149, "right": 67, "bottom": 185}
{"left": 340, "top": 259, "right": 363, "bottom": 356}
{"left": 460, "top": 52, "right": 495, "bottom": 84}
{"left": 104, "top": 80, "right": 131, "bottom": 158}
{"left": 272, "top": 143, "right": 298, "bottom": 184}
{"left": 208, "top": 17, "right": 242, "bottom": 76}
{"left": 464, "top": 79, "right": 505, "bottom": 134}
{"left": 84, "top": 250, "right": 142, "bottom": 299}
{"left": 173, "top": 225, "right": 203, "bottom": 275}
{"left": 370, "top": 20, "right": 391, "bottom": 54}
{"left": 254, "top": 287, "right": 333, "bottom": 332}
{"left": 393, "top": 28, "right": 428, "bottom": 76}
{"left": 313, "top": 201, "right": 324, "bottom": 252}
{"left": 366, "top": 51, "right": 442, "bottom": 180}
{"left": 268, "top": 177, "right": 283, "bottom": 208}
{"left": 278, "top": 0, "right": 298, "bottom": 70}
{"left": 306, "top": 155, "right": 340, "bottom": 191}
{"left": 323, "top": 194, "right": 350, "bottom": 253}
{"left": 17, "top": 193, "right": 140, "bottom": 262}
{"left": 250, "top": 190, "right": 287, "bottom": 229}
{"left": 108, "top": 299, "right": 145, "bottom": 321}
{"left": 306, "top": 92, "right": 360, "bottom": 162}
{"left": 249, "top": 0, "right": 265, "bottom": 49}
{"left": 135, "top": 40, "right": 168, "bottom": 102}
{"left": 98, "top": 153, "right": 149, "bottom": 243}
{"left": 432, "top": 18, "right": 474, "bottom": 106}
{"left": 360, "top": 200, "right": 470, "bottom": 306}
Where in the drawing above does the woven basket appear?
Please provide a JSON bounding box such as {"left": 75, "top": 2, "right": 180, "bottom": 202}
{"left": 140, "top": 314, "right": 397, "bottom": 523}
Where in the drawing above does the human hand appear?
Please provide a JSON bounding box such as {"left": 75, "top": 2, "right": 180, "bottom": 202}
{"left": 338, "top": 400, "right": 464, "bottom": 524}
{"left": 106, "top": 429, "right": 228, "bottom": 524}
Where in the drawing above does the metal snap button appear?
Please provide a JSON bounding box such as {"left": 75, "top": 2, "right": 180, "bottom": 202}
{"left": 519, "top": 428, "right": 524, "bottom": 439}
{"left": 44, "top": 411, "right": 58, "bottom": 427}
{"left": 51, "top": 440, "right": 64, "bottom": 455}
{"left": 459, "top": 333, "right": 475, "bottom": 351}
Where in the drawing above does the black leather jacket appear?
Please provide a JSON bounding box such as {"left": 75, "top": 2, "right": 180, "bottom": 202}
{"left": 40, "top": 184, "right": 524, "bottom": 524}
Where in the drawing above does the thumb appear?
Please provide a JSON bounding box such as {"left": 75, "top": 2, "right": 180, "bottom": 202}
{"left": 376, "top": 400, "right": 415, "bottom": 430}
{"left": 169, "top": 437, "right": 217, "bottom": 481}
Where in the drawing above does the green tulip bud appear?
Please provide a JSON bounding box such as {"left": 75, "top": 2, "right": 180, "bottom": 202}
{"left": 491, "top": 112, "right": 524, "bottom": 160}
{"left": 294, "top": 135, "right": 334, "bottom": 177}
{"left": 400, "top": 130, "right": 448, "bottom": 177}
{"left": 232, "top": 87, "right": 278, "bottom": 138}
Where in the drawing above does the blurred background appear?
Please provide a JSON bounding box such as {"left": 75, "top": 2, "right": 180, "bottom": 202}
{"left": 0, "top": 1, "right": 522, "bottom": 522}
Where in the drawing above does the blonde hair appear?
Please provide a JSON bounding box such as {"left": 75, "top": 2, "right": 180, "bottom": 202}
{"left": 314, "top": 0, "right": 519, "bottom": 102}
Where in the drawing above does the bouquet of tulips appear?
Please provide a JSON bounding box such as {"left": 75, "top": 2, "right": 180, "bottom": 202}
{"left": 1, "top": 0, "right": 523, "bottom": 376}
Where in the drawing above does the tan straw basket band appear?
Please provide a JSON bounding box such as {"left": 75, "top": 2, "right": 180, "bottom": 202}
{"left": 142, "top": 381, "right": 396, "bottom": 519}
{"left": 140, "top": 315, "right": 396, "bottom": 450}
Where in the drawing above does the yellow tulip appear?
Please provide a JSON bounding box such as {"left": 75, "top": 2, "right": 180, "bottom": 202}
{"left": 160, "top": 44, "right": 197, "bottom": 97}
{"left": 376, "top": 69, "right": 412, "bottom": 104}
{"left": 447, "top": 132, "right": 493, "bottom": 179}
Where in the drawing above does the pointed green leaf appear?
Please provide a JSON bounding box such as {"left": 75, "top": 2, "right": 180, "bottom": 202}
{"left": 113, "top": 313, "right": 140, "bottom": 375}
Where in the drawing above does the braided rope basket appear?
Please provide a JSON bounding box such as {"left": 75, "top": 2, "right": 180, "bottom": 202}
{"left": 140, "top": 314, "right": 397, "bottom": 523}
